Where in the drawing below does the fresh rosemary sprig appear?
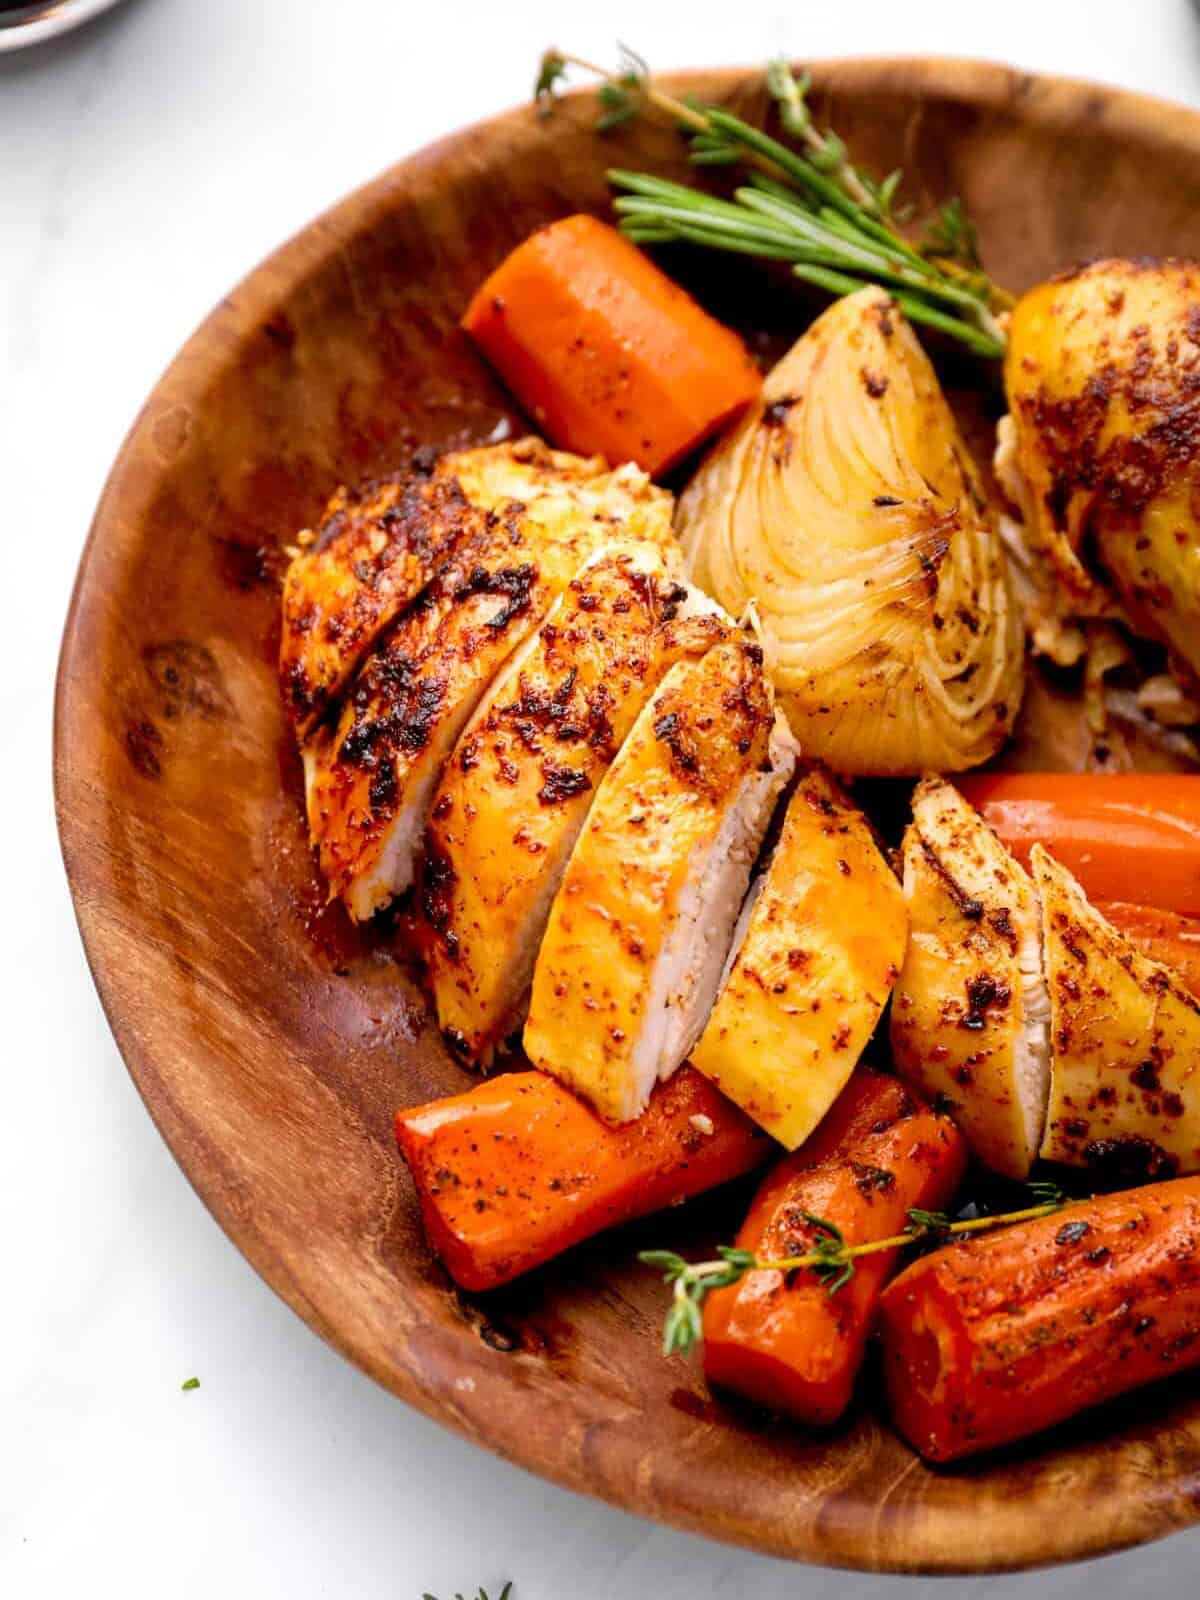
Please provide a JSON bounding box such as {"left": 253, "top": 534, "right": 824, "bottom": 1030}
{"left": 535, "top": 48, "right": 1011, "bottom": 358}
{"left": 639, "top": 1184, "right": 1069, "bottom": 1358}
{"left": 422, "top": 1585, "right": 512, "bottom": 1600}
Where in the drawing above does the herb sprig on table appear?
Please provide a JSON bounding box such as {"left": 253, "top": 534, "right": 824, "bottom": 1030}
{"left": 536, "top": 48, "right": 1010, "bottom": 358}
{"left": 639, "top": 1183, "right": 1068, "bottom": 1357}
{"left": 422, "top": 1584, "right": 512, "bottom": 1600}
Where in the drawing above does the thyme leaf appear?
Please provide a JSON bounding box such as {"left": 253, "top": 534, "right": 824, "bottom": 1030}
{"left": 639, "top": 1184, "right": 1071, "bottom": 1358}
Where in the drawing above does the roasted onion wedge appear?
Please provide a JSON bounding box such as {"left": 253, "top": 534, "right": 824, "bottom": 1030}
{"left": 1033, "top": 844, "right": 1200, "bottom": 1178}
{"left": 690, "top": 766, "right": 906, "bottom": 1149}
{"left": 1004, "top": 258, "right": 1200, "bottom": 681}
{"left": 423, "top": 543, "right": 727, "bottom": 1066}
{"left": 524, "top": 634, "right": 797, "bottom": 1124}
{"left": 677, "top": 287, "right": 1023, "bottom": 775}
{"left": 891, "top": 777, "right": 1051, "bottom": 1179}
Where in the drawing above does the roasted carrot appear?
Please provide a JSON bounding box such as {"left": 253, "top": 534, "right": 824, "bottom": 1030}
{"left": 395, "top": 1067, "right": 771, "bottom": 1292}
{"left": 702, "top": 1070, "right": 967, "bottom": 1426}
{"left": 1098, "top": 901, "right": 1200, "bottom": 1000}
{"left": 879, "top": 1177, "right": 1200, "bottom": 1463}
{"left": 461, "top": 214, "right": 761, "bottom": 476}
{"left": 958, "top": 773, "right": 1200, "bottom": 917}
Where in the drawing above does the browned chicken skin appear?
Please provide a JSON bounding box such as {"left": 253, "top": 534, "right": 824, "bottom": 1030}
{"left": 423, "top": 543, "right": 727, "bottom": 1065}
{"left": 280, "top": 471, "right": 479, "bottom": 738}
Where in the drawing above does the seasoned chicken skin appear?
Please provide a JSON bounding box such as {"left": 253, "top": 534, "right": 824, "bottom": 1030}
{"left": 891, "top": 777, "right": 1051, "bottom": 1179}
{"left": 423, "top": 544, "right": 728, "bottom": 1066}
{"left": 1034, "top": 844, "right": 1200, "bottom": 1178}
{"left": 690, "top": 766, "right": 906, "bottom": 1149}
{"left": 280, "top": 473, "right": 479, "bottom": 737}
{"left": 435, "top": 435, "right": 675, "bottom": 547}
{"left": 305, "top": 500, "right": 623, "bottom": 921}
{"left": 524, "top": 635, "right": 797, "bottom": 1124}
{"left": 1004, "top": 258, "right": 1200, "bottom": 682}
{"left": 281, "top": 437, "right": 674, "bottom": 742}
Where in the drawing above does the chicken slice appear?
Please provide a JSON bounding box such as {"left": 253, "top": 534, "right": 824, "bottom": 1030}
{"left": 689, "top": 767, "right": 907, "bottom": 1149}
{"left": 1034, "top": 844, "right": 1200, "bottom": 1178}
{"left": 890, "top": 776, "right": 1051, "bottom": 1180}
{"left": 423, "top": 543, "right": 729, "bottom": 1066}
{"left": 435, "top": 435, "right": 674, "bottom": 548}
{"left": 280, "top": 473, "right": 480, "bottom": 738}
{"left": 524, "top": 635, "right": 797, "bottom": 1124}
{"left": 304, "top": 499, "right": 623, "bottom": 921}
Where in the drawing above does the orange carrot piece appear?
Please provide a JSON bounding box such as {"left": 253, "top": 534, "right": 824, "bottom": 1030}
{"left": 958, "top": 773, "right": 1200, "bottom": 916}
{"left": 702, "top": 1070, "right": 967, "bottom": 1426}
{"left": 1098, "top": 901, "right": 1200, "bottom": 999}
{"left": 395, "top": 1067, "right": 771, "bottom": 1292}
{"left": 879, "top": 1176, "right": 1200, "bottom": 1463}
{"left": 461, "top": 214, "right": 761, "bottom": 476}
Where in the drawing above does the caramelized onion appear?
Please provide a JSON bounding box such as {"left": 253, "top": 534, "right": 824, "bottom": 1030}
{"left": 677, "top": 288, "right": 1023, "bottom": 775}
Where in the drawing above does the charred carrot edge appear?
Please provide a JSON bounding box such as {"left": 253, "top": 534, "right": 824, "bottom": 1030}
{"left": 395, "top": 1067, "right": 772, "bottom": 1293}
{"left": 461, "top": 214, "right": 761, "bottom": 477}
{"left": 958, "top": 773, "right": 1200, "bottom": 918}
{"left": 1098, "top": 901, "right": 1200, "bottom": 1000}
{"left": 701, "top": 1070, "right": 967, "bottom": 1427}
{"left": 879, "top": 1175, "right": 1200, "bottom": 1463}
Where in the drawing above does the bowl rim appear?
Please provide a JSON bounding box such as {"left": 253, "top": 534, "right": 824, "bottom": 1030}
{"left": 54, "top": 56, "right": 1200, "bottom": 1573}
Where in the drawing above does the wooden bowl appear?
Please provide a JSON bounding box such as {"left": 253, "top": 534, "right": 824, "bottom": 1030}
{"left": 54, "top": 59, "right": 1200, "bottom": 1572}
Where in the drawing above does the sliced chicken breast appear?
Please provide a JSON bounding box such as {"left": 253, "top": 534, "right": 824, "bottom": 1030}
{"left": 280, "top": 473, "right": 480, "bottom": 738}
{"left": 524, "top": 635, "right": 797, "bottom": 1124}
{"left": 890, "top": 776, "right": 1051, "bottom": 1179}
{"left": 423, "top": 543, "right": 729, "bottom": 1066}
{"left": 690, "top": 766, "right": 907, "bottom": 1149}
{"left": 1034, "top": 844, "right": 1200, "bottom": 1178}
{"left": 305, "top": 499, "right": 626, "bottom": 921}
{"left": 435, "top": 436, "right": 674, "bottom": 548}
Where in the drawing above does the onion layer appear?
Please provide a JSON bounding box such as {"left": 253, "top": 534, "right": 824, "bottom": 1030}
{"left": 677, "top": 287, "right": 1024, "bottom": 775}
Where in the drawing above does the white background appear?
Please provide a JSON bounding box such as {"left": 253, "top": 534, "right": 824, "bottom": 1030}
{"left": 6, "top": 0, "right": 1200, "bottom": 1594}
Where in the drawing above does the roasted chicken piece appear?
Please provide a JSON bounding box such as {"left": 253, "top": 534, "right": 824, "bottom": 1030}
{"left": 279, "top": 473, "right": 479, "bottom": 738}
{"left": 1034, "top": 844, "right": 1200, "bottom": 1178}
{"left": 423, "top": 543, "right": 728, "bottom": 1066}
{"left": 305, "top": 502, "right": 636, "bottom": 922}
{"left": 434, "top": 435, "right": 675, "bottom": 548}
{"left": 678, "top": 287, "right": 1024, "bottom": 775}
{"left": 524, "top": 634, "right": 797, "bottom": 1124}
{"left": 1002, "top": 258, "right": 1200, "bottom": 686}
{"left": 689, "top": 767, "right": 906, "bottom": 1149}
{"left": 890, "top": 777, "right": 1051, "bottom": 1179}
{"left": 280, "top": 437, "right": 674, "bottom": 742}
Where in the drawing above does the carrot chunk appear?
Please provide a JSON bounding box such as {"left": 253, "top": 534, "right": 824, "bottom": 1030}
{"left": 958, "top": 773, "right": 1200, "bottom": 917}
{"left": 461, "top": 214, "right": 761, "bottom": 476}
{"left": 879, "top": 1176, "right": 1200, "bottom": 1462}
{"left": 395, "top": 1067, "right": 771, "bottom": 1292}
{"left": 702, "top": 1070, "right": 967, "bottom": 1426}
{"left": 1097, "top": 900, "right": 1200, "bottom": 1000}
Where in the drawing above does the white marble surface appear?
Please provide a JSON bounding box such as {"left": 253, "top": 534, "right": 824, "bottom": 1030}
{"left": 7, "top": 0, "right": 1200, "bottom": 1594}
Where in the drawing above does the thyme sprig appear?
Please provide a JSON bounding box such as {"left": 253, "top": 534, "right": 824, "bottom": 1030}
{"left": 534, "top": 48, "right": 1011, "bottom": 358}
{"left": 423, "top": 1585, "right": 512, "bottom": 1600}
{"left": 640, "top": 1184, "right": 1068, "bottom": 1358}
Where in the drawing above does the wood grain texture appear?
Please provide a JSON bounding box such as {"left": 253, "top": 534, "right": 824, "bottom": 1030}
{"left": 54, "top": 59, "right": 1200, "bottom": 1572}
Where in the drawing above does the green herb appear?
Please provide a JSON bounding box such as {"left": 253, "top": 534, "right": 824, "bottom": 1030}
{"left": 639, "top": 1188, "right": 1070, "bottom": 1357}
{"left": 422, "top": 1587, "right": 512, "bottom": 1600}
{"left": 534, "top": 49, "right": 1010, "bottom": 358}
{"left": 921, "top": 195, "right": 981, "bottom": 269}
{"left": 181, "top": 1377, "right": 200, "bottom": 1391}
